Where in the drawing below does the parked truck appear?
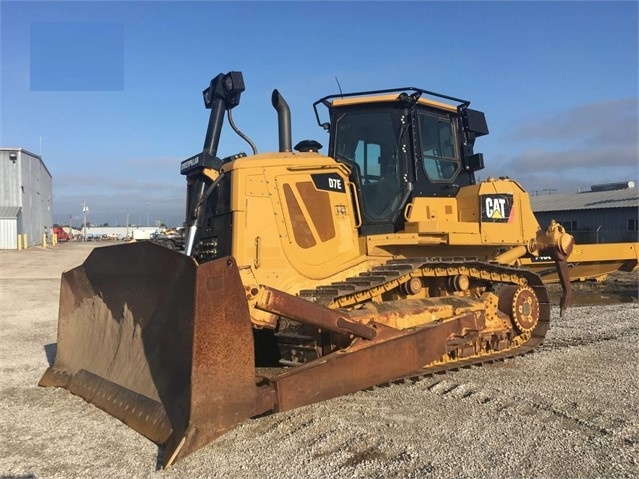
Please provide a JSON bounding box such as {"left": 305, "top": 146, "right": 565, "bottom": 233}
{"left": 151, "top": 227, "right": 186, "bottom": 250}
{"left": 52, "top": 227, "right": 70, "bottom": 242}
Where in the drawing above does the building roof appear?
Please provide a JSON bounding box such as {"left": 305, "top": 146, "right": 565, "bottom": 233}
{"left": 0, "top": 206, "right": 21, "bottom": 219}
{"left": 0, "top": 148, "right": 52, "bottom": 179}
{"left": 0, "top": 147, "right": 41, "bottom": 158}
{"left": 530, "top": 187, "right": 638, "bottom": 212}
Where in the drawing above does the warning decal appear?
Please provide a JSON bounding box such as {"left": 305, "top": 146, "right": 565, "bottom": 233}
{"left": 481, "top": 194, "right": 514, "bottom": 223}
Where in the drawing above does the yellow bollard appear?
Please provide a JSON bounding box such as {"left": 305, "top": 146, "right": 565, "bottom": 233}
{"left": 17, "top": 235, "right": 22, "bottom": 250}
{"left": 23, "top": 234, "right": 28, "bottom": 249}
{"left": 42, "top": 233, "right": 47, "bottom": 248}
{"left": 52, "top": 234, "right": 57, "bottom": 246}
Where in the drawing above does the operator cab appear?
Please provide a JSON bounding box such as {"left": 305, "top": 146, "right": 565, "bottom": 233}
{"left": 314, "top": 88, "right": 489, "bottom": 235}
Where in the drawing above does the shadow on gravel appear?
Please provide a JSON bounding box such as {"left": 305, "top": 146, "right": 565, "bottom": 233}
{"left": 570, "top": 295, "right": 637, "bottom": 306}
{"left": 546, "top": 271, "right": 638, "bottom": 306}
{"left": 155, "top": 446, "right": 166, "bottom": 471}
{"left": 44, "top": 343, "right": 57, "bottom": 366}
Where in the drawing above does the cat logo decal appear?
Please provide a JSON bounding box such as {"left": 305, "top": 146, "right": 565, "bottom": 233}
{"left": 481, "top": 194, "right": 514, "bottom": 223}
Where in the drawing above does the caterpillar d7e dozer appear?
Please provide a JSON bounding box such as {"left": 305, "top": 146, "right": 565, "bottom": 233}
{"left": 40, "top": 71, "right": 577, "bottom": 468}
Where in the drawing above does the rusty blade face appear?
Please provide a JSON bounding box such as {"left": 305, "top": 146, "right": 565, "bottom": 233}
{"left": 39, "top": 243, "right": 258, "bottom": 467}
{"left": 163, "top": 256, "right": 258, "bottom": 467}
{"left": 40, "top": 242, "right": 197, "bottom": 443}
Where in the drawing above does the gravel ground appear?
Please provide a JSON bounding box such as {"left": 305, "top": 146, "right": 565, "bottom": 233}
{"left": 1, "top": 243, "right": 637, "bottom": 479}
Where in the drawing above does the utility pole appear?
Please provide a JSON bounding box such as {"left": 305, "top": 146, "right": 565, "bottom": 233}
{"left": 82, "top": 200, "right": 89, "bottom": 241}
{"left": 145, "top": 201, "right": 151, "bottom": 227}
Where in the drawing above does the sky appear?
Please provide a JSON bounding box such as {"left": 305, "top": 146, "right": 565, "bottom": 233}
{"left": 1, "top": 0, "right": 637, "bottom": 228}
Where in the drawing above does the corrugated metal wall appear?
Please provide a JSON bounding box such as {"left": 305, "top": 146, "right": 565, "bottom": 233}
{"left": 535, "top": 207, "right": 639, "bottom": 243}
{"left": 0, "top": 218, "right": 18, "bottom": 249}
{"left": 0, "top": 148, "right": 53, "bottom": 248}
{"left": 0, "top": 150, "right": 22, "bottom": 206}
{"left": 19, "top": 150, "right": 54, "bottom": 246}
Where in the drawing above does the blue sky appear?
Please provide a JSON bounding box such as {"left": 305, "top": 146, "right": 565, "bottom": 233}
{"left": 1, "top": 1, "right": 637, "bottom": 227}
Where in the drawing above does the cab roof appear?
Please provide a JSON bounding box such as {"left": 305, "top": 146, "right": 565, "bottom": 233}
{"left": 313, "top": 87, "right": 469, "bottom": 127}
{"left": 330, "top": 94, "right": 459, "bottom": 112}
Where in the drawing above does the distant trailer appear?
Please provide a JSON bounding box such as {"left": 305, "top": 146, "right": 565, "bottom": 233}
{"left": 132, "top": 229, "right": 152, "bottom": 240}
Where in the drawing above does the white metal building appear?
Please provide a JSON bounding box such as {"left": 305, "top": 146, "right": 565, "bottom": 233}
{"left": 0, "top": 148, "right": 53, "bottom": 249}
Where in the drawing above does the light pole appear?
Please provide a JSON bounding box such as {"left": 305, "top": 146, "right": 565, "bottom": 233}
{"left": 82, "top": 200, "right": 89, "bottom": 241}
{"left": 145, "top": 202, "right": 150, "bottom": 227}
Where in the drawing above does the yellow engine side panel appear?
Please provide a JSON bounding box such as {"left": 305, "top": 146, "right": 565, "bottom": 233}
{"left": 266, "top": 168, "right": 362, "bottom": 279}
{"left": 228, "top": 154, "right": 366, "bottom": 291}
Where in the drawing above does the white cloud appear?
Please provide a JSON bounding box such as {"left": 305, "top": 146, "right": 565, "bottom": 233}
{"left": 489, "top": 98, "right": 639, "bottom": 192}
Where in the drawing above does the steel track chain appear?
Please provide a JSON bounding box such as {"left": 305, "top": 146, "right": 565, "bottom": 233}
{"left": 298, "top": 257, "right": 551, "bottom": 380}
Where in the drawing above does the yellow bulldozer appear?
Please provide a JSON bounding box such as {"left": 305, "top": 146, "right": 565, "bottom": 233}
{"left": 42, "top": 71, "right": 617, "bottom": 467}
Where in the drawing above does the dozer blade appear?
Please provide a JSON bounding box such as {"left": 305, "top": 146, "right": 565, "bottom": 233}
{"left": 39, "top": 242, "right": 257, "bottom": 467}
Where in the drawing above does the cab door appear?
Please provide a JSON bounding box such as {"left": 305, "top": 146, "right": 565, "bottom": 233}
{"left": 330, "top": 107, "right": 411, "bottom": 234}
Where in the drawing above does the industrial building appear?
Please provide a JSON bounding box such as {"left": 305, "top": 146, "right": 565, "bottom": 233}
{"left": 0, "top": 148, "right": 53, "bottom": 249}
{"left": 531, "top": 181, "right": 639, "bottom": 244}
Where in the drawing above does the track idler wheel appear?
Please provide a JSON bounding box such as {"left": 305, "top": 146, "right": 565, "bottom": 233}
{"left": 497, "top": 285, "right": 540, "bottom": 334}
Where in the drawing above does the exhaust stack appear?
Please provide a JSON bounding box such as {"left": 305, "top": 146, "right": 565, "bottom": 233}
{"left": 271, "top": 89, "right": 292, "bottom": 152}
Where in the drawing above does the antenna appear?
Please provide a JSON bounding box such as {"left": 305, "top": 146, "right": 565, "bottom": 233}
{"left": 335, "top": 76, "right": 343, "bottom": 97}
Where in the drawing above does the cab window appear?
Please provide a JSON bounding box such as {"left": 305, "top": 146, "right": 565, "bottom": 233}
{"left": 419, "top": 112, "right": 459, "bottom": 182}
